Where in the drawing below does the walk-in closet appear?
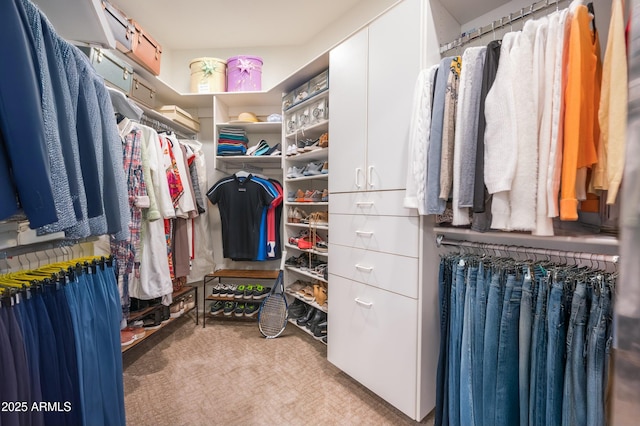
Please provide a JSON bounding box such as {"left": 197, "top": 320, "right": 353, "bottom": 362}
{"left": 0, "top": 0, "right": 638, "bottom": 424}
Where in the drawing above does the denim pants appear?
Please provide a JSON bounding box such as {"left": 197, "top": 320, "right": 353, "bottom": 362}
{"left": 562, "top": 281, "right": 589, "bottom": 426}
{"left": 586, "top": 283, "right": 612, "bottom": 426}
{"left": 494, "top": 274, "right": 522, "bottom": 426}
{"left": 436, "top": 258, "right": 452, "bottom": 426}
{"left": 482, "top": 270, "right": 504, "bottom": 425}
{"left": 460, "top": 266, "right": 478, "bottom": 425}
{"left": 529, "top": 274, "right": 549, "bottom": 426}
{"left": 448, "top": 260, "right": 466, "bottom": 426}
{"left": 546, "top": 279, "right": 567, "bottom": 425}
{"left": 473, "top": 263, "right": 489, "bottom": 421}
{"left": 518, "top": 270, "right": 534, "bottom": 426}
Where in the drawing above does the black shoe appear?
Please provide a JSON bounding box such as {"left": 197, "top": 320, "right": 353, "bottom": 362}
{"left": 296, "top": 306, "right": 316, "bottom": 326}
{"left": 288, "top": 299, "right": 307, "bottom": 320}
{"left": 161, "top": 305, "right": 170, "bottom": 322}
{"left": 313, "top": 321, "right": 327, "bottom": 337}
{"left": 306, "top": 310, "right": 326, "bottom": 330}
{"left": 223, "top": 301, "right": 236, "bottom": 316}
{"left": 210, "top": 300, "right": 224, "bottom": 315}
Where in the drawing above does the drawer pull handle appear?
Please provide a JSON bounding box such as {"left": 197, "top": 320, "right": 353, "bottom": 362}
{"left": 355, "top": 298, "right": 373, "bottom": 308}
{"left": 355, "top": 230, "right": 373, "bottom": 237}
{"left": 355, "top": 264, "right": 374, "bottom": 272}
{"left": 356, "top": 202, "right": 374, "bottom": 208}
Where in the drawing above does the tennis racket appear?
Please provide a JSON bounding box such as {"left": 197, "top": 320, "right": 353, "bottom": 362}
{"left": 258, "top": 252, "right": 288, "bottom": 338}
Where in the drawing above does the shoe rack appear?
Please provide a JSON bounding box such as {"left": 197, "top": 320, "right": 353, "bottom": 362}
{"left": 201, "top": 268, "right": 279, "bottom": 327}
{"left": 281, "top": 73, "right": 329, "bottom": 342}
{"left": 121, "top": 285, "right": 198, "bottom": 353}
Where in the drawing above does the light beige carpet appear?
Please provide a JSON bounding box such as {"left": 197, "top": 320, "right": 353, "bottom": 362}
{"left": 123, "top": 314, "right": 434, "bottom": 425}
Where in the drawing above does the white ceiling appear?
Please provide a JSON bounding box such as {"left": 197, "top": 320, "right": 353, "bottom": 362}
{"left": 107, "top": 0, "right": 514, "bottom": 51}
{"left": 109, "top": 0, "right": 363, "bottom": 50}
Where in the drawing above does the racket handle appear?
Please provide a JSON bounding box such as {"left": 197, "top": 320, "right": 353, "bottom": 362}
{"left": 355, "top": 297, "right": 373, "bottom": 308}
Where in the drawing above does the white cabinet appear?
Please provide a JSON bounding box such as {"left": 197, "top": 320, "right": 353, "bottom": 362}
{"left": 329, "top": 0, "right": 422, "bottom": 194}
{"left": 328, "top": 29, "right": 368, "bottom": 194}
{"left": 327, "top": 0, "right": 435, "bottom": 420}
{"left": 327, "top": 275, "right": 419, "bottom": 418}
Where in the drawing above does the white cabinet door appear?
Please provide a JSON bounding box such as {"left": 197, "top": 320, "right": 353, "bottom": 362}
{"left": 329, "top": 28, "right": 368, "bottom": 194}
{"left": 328, "top": 275, "right": 418, "bottom": 418}
{"left": 366, "top": 0, "right": 422, "bottom": 192}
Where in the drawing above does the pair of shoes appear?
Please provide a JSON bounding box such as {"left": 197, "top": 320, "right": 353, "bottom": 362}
{"left": 308, "top": 211, "right": 328, "bottom": 225}
{"left": 252, "top": 285, "right": 270, "bottom": 300}
{"left": 170, "top": 299, "right": 184, "bottom": 318}
{"left": 302, "top": 161, "right": 324, "bottom": 176}
{"left": 297, "top": 138, "right": 320, "bottom": 153}
{"left": 313, "top": 321, "right": 327, "bottom": 338}
{"left": 287, "top": 298, "right": 307, "bottom": 319}
{"left": 318, "top": 133, "right": 329, "bottom": 148}
{"left": 184, "top": 294, "right": 195, "bottom": 311}
{"left": 296, "top": 306, "right": 317, "bottom": 326}
{"left": 244, "top": 302, "right": 260, "bottom": 318}
{"left": 297, "top": 234, "right": 325, "bottom": 250}
{"left": 217, "top": 284, "right": 236, "bottom": 298}
{"left": 266, "top": 143, "right": 281, "bottom": 156}
{"left": 306, "top": 309, "right": 327, "bottom": 331}
{"left": 288, "top": 207, "right": 308, "bottom": 223}
{"left": 286, "top": 144, "right": 298, "bottom": 156}
{"left": 296, "top": 284, "right": 315, "bottom": 302}
{"left": 314, "top": 282, "right": 328, "bottom": 306}
{"left": 246, "top": 140, "right": 270, "bottom": 156}
{"left": 286, "top": 166, "right": 305, "bottom": 179}
{"left": 211, "top": 300, "right": 225, "bottom": 315}
{"left": 223, "top": 301, "right": 236, "bottom": 316}
{"left": 294, "top": 189, "right": 323, "bottom": 203}
{"left": 288, "top": 229, "right": 310, "bottom": 245}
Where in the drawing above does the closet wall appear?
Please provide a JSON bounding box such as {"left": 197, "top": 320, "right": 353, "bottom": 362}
{"left": 160, "top": 0, "right": 400, "bottom": 93}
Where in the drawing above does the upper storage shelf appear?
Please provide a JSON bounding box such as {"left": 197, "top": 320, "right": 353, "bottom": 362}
{"left": 33, "top": 0, "right": 116, "bottom": 48}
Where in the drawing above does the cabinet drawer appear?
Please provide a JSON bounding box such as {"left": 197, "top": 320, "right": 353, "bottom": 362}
{"left": 329, "top": 244, "right": 418, "bottom": 298}
{"left": 330, "top": 190, "right": 417, "bottom": 217}
{"left": 329, "top": 214, "right": 419, "bottom": 257}
{"left": 327, "top": 275, "right": 418, "bottom": 418}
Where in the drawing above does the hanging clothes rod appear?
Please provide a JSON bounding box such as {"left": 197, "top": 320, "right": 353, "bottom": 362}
{"left": 139, "top": 114, "right": 190, "bottom": 140}
{"left": 435, "top": 235, "right": 620, "bottom": 264}
{"left": 439, "top": 0, "right": 567, "bottom": 54}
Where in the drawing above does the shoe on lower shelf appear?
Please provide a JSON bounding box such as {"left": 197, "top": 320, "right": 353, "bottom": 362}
{"left": 235, "top": 303, "right": 246, "bottom": 317}
{"left": 288, "top": 299, "right": 307, "bottom": 320}
{"left": 121, "top": 330, "right": 135, "bottom": 346}
{"left": 184, "top": 294, "right": 195, "bottom": 311}
{"left": 223, "top": 301, "right": 236, "bottom": 316}
{"left": 211, "top": 300, "right": 225, "bottom": 315}
{"left": 170, "top": 302, "right": 184, "bottom": 318}
{"left": 244, "top": 303, "right": 259, "bottom": 318}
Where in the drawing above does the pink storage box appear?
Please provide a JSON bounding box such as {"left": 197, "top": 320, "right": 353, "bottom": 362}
{"left": 227, "top": 55, "right": 263, "bottom": 92}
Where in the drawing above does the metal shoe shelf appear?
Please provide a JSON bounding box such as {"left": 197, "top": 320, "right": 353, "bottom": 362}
{"left": 201, "top": 269, "right": 279, "bottom": 328}
{"left": 122, "top": 285, "right": 198, "bottom": 353}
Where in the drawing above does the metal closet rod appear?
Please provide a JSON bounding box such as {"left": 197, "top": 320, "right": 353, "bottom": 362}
{"left": 439, "top": 0, "right": 567, "bottom": 54}
{"left": 435, "top": 235, "right": 620, "bottom": 264}
{"left": 139, "top": 115, "right": 190, "bottom": 140}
